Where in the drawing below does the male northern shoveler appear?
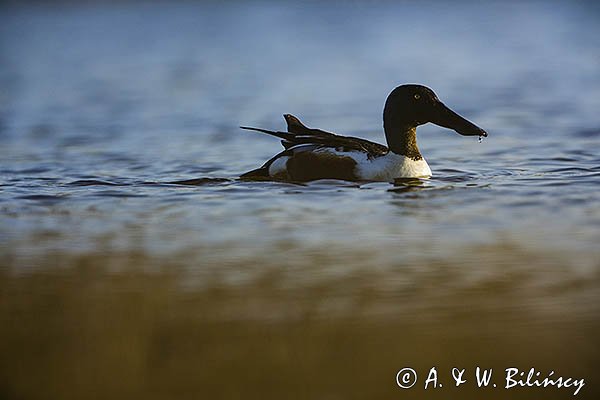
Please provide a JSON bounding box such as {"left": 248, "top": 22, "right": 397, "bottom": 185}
{"left": 240, "top": 84, "right": 487, "bottom": 182}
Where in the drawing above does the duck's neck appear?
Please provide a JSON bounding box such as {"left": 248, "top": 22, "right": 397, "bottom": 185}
{"left": 383, "top": 102, "right": 423, "bottom": 159}
{"left": 383, "top": 122, "right": 422, "bottom": 160}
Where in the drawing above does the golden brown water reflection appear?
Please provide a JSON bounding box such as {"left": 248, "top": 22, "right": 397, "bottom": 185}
{"left": 2, "top": 244, "right": 598, "bottom": 399}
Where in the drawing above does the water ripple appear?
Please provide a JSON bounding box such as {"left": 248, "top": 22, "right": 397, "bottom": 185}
{"left": 68, "top": 179, "right": 119, "bottom": 186}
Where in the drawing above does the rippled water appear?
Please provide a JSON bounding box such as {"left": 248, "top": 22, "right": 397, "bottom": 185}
{"left": 1, "top": 1, "right": 599, "bottom": 399}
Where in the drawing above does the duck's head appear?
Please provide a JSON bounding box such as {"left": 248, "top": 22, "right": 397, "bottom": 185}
{"left": 384, "top": 84, "right": 487, "bottom": 137}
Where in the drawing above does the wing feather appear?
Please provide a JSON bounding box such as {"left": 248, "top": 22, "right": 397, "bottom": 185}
{"left": 241, "top": 114, "right": 389, "bottom": 159}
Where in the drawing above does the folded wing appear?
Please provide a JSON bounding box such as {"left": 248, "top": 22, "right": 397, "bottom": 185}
{"left": 240, "top": 114, "right": 388, "bottom": 158}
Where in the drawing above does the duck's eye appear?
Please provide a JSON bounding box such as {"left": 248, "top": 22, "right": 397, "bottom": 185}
{"left": 414, "top": 93, "right": 420, "bottom": 100}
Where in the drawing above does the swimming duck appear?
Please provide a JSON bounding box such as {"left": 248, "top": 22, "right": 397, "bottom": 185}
{"left": 240, "top": 84, "right": 487, "bottom": 182}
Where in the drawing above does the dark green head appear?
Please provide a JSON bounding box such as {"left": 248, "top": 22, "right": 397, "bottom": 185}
{"left": 384, "top": 84, "right": 487, "bottom": 137}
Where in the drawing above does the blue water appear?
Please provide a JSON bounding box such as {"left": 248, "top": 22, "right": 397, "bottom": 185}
{"left": 1, "top": 1, "right": 598, "bottom": 268}
{"left": 0, "top": 2, "right": 599, "bottom": 398}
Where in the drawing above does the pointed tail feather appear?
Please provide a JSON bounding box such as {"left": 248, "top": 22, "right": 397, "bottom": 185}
{"left": 240, "top": 167, "right": 270, "bottom": 179}
{"left": 240, "top": 126, "right": 296, "bottom": 142}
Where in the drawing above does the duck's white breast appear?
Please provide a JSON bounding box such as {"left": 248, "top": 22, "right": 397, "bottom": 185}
{"left": 354, "top": 152, "right": 431, "bottom": 181}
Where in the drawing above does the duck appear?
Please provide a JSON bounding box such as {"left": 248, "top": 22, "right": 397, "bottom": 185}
{"left": 240, "top": 84, "right": 487, "bottom": 182}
